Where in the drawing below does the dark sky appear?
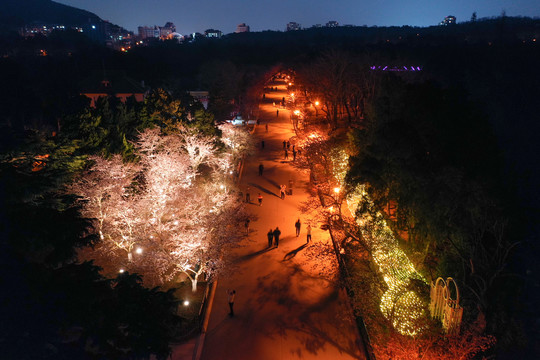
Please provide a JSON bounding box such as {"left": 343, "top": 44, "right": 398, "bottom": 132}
{"left": 56, "top": 0, "right": 540, "bottom": 35}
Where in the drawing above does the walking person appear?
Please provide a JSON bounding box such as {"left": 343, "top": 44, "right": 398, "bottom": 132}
{"left": 244, "top": 219, "right": 250, "bottom": 235}
{"left": 292, "top": 149, "right": 297, "bottom": 161}
{"left": 284, "top": 149, "right": 288, "bottom": 160}
{"left": 276, "top": 109, "right": 279, "bottom": 117}
{"left": 258, "top": 193, "right": 263, "bottom": 206}
{"left": 267, "top": 229, "right": 274, "bottom": 248}
{"left": 287, "top": 141, "right": 290, "bottom": 150}
{"left": 265, "top": 123, "right": 268, "bottom": 132}
{"left": 283, "top": 140, "right": 286, "bottom": 149}
{"left": 258, "top": 163, "right": 264, "bottom": 176}
{"left": 295, "top": 219, "right": 301, "bottom": 237}
{"left": 306, "top": 224, "right": 312, "bottom": 243}
{"left": 280, "top": 185, "right": 286, "bottom": 200}
{"left": 273, "top": 227, "right": 281, "bottom": 247}
{"left": 227, "top": 289, "right": 236, "bottom": 317}
{"left": 261, "top": 140, "right": 265, "bottom": 149}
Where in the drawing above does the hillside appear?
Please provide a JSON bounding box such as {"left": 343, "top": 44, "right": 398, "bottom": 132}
{"left": 0, "top": 0, "right": 102, "bottom": 27}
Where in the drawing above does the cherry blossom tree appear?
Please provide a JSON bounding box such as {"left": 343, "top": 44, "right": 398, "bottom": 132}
{"left": 69, "top": 128, "right": 249, "bottom": 291}
{"left": 67, "top": 155, "right": 143, "bottom": 261}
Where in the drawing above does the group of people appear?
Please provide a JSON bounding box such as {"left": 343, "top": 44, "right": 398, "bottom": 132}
{"left": 267, "top": 227, "right": 281, "bottom": 247}
{"left": 295, "top": 218, "right": 312, "bottom": 242}
{"left": 282, "top": 141, "right": 297, "bottom": 161}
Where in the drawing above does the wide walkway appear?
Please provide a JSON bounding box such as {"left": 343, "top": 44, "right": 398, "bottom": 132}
{"left": 199, "top": 80, "right": 366, "bottom": 360}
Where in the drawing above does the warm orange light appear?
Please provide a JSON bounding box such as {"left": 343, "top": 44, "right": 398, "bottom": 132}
{"left": 315, "top": 101, "right": 320, "bottom": 106}
{"left": 334, "top": 187, "right": 341, "bottom": 194}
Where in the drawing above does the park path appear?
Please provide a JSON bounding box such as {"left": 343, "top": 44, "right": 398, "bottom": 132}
{"left": 198, "top": 79, "right": 366, "bottom": 360}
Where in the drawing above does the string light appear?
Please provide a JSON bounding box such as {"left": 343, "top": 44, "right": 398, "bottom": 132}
{"left": 331, "top": 150, "right": 427, "bottom": 336}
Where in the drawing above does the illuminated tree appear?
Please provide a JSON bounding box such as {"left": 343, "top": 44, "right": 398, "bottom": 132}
{"left": 70, "top": 128, "right": 249, "bottom": 291}
{"left": 67, "top": 155, "right": 143, "bottom": 261}
{"left": 218, "top": 123, "right": 255, "bottom": 162}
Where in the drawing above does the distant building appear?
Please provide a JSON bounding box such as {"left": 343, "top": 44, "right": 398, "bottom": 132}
{"left": 138, "top": 26, "right": 160, "bottom": 39}
{"left": 286, "top": 22, "right": 301, "bottom": 31}
{"left": 205, "top": 29, "right": 223, "bottom": 38}
{"left": 189, "top": 91, "right": 210, "bottom": 109}
{"left": 80, "top": 71, "right": 146, "bottom": 107}
{"left": 138, "top": 22, "right": 177, "bottom": 40}
{"left": 439, "top": 15, "right": 457, "bottom": 26}
{"left": 326, "top": 21, "right": 339, "bottom": 28}
{"left": 160, "top": 22, "right": 176, "bottom": 38}
{"left": 235, "top": 23, "right": 250, "bottom": 33}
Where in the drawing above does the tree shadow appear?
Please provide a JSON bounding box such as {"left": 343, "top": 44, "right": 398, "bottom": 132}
{"left": 283, "top": 243, "right": 308, "bottom": 261}
{"left": 234, "top": 247, "right": 275, "bottom": 264}
{"left": 263, "top": 177, "right": 280, "bottom": 190}
{"left": 251, "top": 266, "right": 364, "bottom": 359}
{"left": 248, "top": 182, "right": 279, "bottom": 197}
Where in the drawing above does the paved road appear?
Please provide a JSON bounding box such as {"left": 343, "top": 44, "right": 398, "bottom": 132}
{"left": 200, "top": 80, "right": 366, "bottom": 360}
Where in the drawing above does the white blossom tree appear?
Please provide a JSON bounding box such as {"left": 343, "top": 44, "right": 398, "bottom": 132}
{"left": 70, "top": 128, "right": 248, "bottom": 291}
{"left": 68, "top": 155, "right": 144, "bottom": 261}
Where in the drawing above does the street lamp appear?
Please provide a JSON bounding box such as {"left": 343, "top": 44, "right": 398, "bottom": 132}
{"left": 314, "top": 101, "right": 319, "bottom": 119}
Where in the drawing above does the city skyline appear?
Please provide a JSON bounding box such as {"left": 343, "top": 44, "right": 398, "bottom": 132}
{"left": 55, "top": 0, "right": 540, "bottom": 35}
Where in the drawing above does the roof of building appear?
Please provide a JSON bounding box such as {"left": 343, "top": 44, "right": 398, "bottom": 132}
{"left": 79, "top": 70, "right": 145, "bottom": 94}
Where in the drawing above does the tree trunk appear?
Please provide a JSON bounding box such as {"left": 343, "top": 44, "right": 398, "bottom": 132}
{"left": 191, "top": 276, "right": 198, "bottom": 292}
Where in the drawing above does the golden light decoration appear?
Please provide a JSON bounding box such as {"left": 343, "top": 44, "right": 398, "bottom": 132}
{"left": 331, "top": 150, "right": 428, "bottom": 336}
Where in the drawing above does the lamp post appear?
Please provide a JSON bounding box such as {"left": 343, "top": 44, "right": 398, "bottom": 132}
{"left": 314, "top": 101, "right": 319, "bottom": 120}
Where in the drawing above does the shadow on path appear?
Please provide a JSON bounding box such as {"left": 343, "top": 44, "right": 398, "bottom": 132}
{"left": 234, "top": 246, "right": 275, "bottom": 264}
{"left": 283, "top": 243, "right": 308, "bottom": 261}
{"left": 250, "top": 265, "right": 363, "bottom": 359}
{"left": 248, "top": 182, "right": 279, "bottom": 197}
{"left": 263, "top": 177, "right": 280, "bottom": 190}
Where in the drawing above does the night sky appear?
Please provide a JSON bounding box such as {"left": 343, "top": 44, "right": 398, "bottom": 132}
{"left": 56, "top": 0, "right": 540, "bottom": 35}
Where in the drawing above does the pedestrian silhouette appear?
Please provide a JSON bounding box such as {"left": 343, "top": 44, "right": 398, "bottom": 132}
{"left": 276, "top": 109, "right": 279, "bottom": 117}
{"left": 280, "top": 185, "right": 286, "bottom": 200}
{"left": 261, "top": 140, "right": 265, "bottom": 149}
{"left": 267, "top": 229, "right": 274, "bottom": 248}
{"left": 245, "top": 219, "right": 250, "bottom": 235}
{"left": 287, "top": 141, "right": 290, "bottom": 150}
{"left": 306, "top": 224, "right": 312, "bottom": 243}
{"left": 295, "top": 219, "right": 301, "bottom": 237}
{"left": 284, "top": 149, "right": 288, "bottom": 159}
{"left": 258, "top": 193, "right": 263, "bottom": 206}
{"left": 292, "top": 149, "right": 297, "bottom": 161}
{"left": 227, "top": 289, "right": 236, "bottom": 316}
{"left": 283, "top": 140, "right": 286, "bottom": 149}
{"left": 259, "top": 163, "right": 264, "bottom": 176}
{"left": 265, "top": 123, "right": 268, "bottom": 132}
{"left": 273, "top": 227, "right": 281, "bottom": 247}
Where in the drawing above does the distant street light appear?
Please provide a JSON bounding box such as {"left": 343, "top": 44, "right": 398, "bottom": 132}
{"left": 136, "top": 247, "right": 143, "bottom": 255}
